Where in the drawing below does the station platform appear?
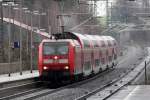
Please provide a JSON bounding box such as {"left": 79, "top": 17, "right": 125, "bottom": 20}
{"left": 0, "top": 70, "right": 39, "bottom": 84}
{"left": 107, "top": 85, "right": 150, "bottom": 100}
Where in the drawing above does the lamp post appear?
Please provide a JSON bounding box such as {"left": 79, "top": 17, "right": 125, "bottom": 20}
{"left": 30, "top": 11, "right": 33, "bottom": 73}
{"left": 2, "top": 3, "right": 11, "bottom": 76}
{"left": 24, "top": 10, "right": 30, "bottom": 54}
{"left": 29, "top": 10, "right": 40, "bottom": 73}
{"left": 0, "top": 0, "right": 4, "bottom": 62}
{"left": 19, "top": 1, "right": 23, "bottom": 75}
{"left": 24, "top": 9, "right": 30, "bottom": 55}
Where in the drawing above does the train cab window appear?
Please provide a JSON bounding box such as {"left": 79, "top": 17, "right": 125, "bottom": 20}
{"left": 58, "top": 46, "right": 68, "bottom": 54}
{"left": 43, "top": 42, "right": 68, "bottom": 55}
{"left": 43, "top": 46, "right": 55, "bottom": 55}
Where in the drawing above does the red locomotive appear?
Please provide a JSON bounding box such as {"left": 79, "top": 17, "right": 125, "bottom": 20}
{"left": 38, "top": 32, "right": 118, "bottom": 82}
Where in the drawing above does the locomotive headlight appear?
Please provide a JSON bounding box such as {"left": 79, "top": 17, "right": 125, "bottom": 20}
{"left": 43, "top": 66, "right": 48, "bottom": 70}
{"left": 64, "top": 66, "right": 69, "bottom": 70}
{"left": 43, "top": 59, "right": 53, "bottom": 64}
{"left": 54, "top": 56, "right": 58, "bottom": 60}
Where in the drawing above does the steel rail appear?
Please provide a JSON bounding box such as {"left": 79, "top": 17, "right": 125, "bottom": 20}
{"left": 22, "top": 69, "right": 114, "bottom": 100}
{"left": 14, "top": 48, "right": 132, "bottom": 100}
{"left": 0, "top": 81, "right": 44, "bottom": 100}
{"left": 76, "top": 59, "right": 150, "bottom": 100}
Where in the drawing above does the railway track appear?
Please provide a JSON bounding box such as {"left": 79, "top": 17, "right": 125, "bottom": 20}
{"left": 78, "top": 62, "right": 150, "bottom": 100}
{"left": 10, "top": 69, "right": 114, "bottom": 100}
{"left": 76, "top": 68, "right": 134, "bottom": 100}
{"left": 0, "top": 77, "right": 39, "bottom": 89}
{"left": 0, "top": 81, "right": 45, "bottom": 100}
{"left": 42, "top": 68, "right": 133, "bottom": 100}
{"left": 0, "top": 46, "right": 146, "bottom": 100}
{"left": 76, "top": 48, "right": 149, "bottom": 100}
{"left": 0, "top": 66, "right": 137, "bottom": 100}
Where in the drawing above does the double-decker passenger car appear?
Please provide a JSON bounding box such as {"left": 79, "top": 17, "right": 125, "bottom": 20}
{"left": 38, "top": 32, "right": 118, "bottom": 82}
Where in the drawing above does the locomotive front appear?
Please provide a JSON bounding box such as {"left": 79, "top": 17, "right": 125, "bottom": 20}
{"left": 38, "top": 40, "right": 74, "bottom": 81}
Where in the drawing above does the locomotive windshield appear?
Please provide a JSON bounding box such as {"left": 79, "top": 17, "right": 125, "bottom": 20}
{"left": 43, "top": 42, "right": 69, "bottom": 55}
